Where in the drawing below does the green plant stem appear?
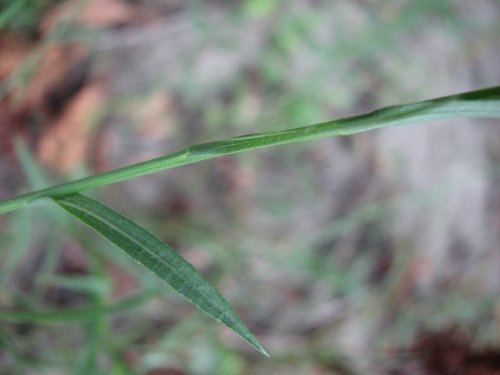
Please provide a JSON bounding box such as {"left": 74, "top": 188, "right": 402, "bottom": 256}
{"left": 0, "top": 85, "right": 499, "bottom": 214}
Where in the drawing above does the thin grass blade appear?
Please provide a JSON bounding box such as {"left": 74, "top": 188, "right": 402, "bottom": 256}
{"left": 53, "top": 193, "right": 268, "bottom": 356}
{"left": 14, "top": 137, "right": 50, "bottom": 189}
{"left": 0, "top": 291, "right": 155, "bottom": 323}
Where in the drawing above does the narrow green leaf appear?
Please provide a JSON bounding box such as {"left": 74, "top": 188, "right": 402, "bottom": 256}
{"left": 1, "top": 85, "right": 499, "bottom": 214}
{"left": 53, "top": 193, "right": 268, "bottom": 356}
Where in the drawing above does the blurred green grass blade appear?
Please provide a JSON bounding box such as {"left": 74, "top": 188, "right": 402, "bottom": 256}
{"left": 0, "top": 85, "right": 498, "bottom": 214}
{"left": 0, "top": 209, "right": 31, "bottom": 286}
{"left": 0, "top": 290, "right": 154, "bottom": 322}
{"left": 0, "top": 0, "right": 26, "bottom": 31}
{"left": 14, "top": 137, "right": 50, "bottom": 189}
{"left": 53, "top": 193, "right": 268, "bottom": 356}
{"left": 37, "top": 275, "right": 109, "bottom": 295}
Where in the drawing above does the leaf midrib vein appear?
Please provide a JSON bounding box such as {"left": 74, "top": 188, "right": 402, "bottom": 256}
{"left": 58, "top": 198, "right": 234, "bottom": 325}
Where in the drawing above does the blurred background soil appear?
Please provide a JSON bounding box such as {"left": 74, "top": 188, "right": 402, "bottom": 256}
{"left": 0, "top": 0, "right": 500, "bottom": 374}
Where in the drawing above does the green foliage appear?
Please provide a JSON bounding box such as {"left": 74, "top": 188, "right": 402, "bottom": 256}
{"left": 0, "top": 291, "right": 154, "bottom": 322}
{"left": 55, "top": 193, "right": 267, "bottom": 356}
{"left": 0, "top": 85, "right": 499, "bottom": 357}
{"left": 0, "top": 0, "right": 61, "bottom": 34}
{"left": 1, "top": 85, "right": 499, "bottom": 215}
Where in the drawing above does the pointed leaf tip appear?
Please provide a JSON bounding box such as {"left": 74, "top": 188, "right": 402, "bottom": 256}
{"left": 54, "top": 193, "right": 267, "bottom": 355}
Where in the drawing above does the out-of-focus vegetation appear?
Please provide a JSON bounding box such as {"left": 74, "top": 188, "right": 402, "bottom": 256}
{"left": 0, "top": 0, "right": 59, "bottom": 33}
{"left": 1, "top": 1, "right": 499, "bottom": 374}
